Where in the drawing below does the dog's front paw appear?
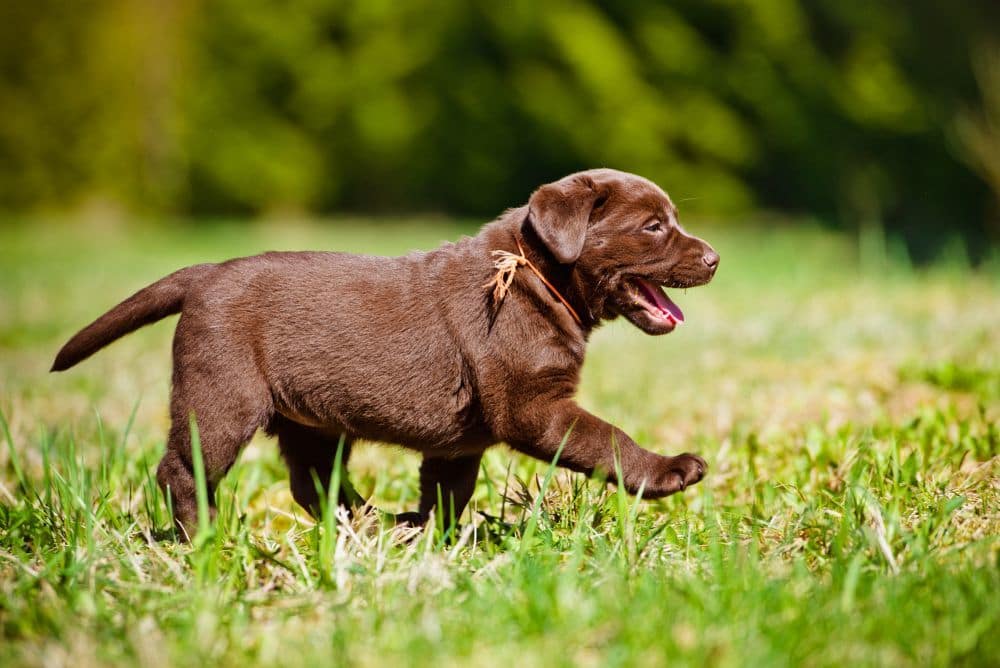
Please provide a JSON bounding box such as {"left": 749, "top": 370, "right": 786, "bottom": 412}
{"left": 393, "top": 511, "right": 428, "bottom": 527}
{"left": 655, "top": 453, "right": 707, "bottom": 496}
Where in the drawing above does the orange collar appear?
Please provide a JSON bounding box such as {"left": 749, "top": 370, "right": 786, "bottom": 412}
{"left": 485, "top": 238, "right": 583, "bottom": 326}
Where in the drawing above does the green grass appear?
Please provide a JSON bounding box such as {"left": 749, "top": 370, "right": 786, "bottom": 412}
{"left": 1, "top": 218, "right": 998, "bottom": 667}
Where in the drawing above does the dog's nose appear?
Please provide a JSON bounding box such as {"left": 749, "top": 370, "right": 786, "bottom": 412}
{"left": 702, "top": 251, "right": 720, "bottom": 270}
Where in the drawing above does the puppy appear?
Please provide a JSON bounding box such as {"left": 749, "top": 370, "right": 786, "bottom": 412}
{"left": 52, "top": 169, "right": 719, "bottom": 536}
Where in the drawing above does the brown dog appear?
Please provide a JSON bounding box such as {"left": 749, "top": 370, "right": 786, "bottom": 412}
{"left": 52, "top": 169, "right": 719, "bottom": 536}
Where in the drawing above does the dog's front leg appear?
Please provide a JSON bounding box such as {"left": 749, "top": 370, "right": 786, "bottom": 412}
{"left": 396, "top": 454, "right": 483, "bottom": 528}
{"left": 501, "top": 398, "right": 706, "bottom": 498}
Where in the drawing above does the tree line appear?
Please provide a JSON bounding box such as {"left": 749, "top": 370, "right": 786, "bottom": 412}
{"left": 1, "top": 1, "right": 998, "bottom": 258}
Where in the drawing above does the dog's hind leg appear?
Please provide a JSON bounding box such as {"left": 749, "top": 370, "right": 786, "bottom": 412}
{"left": 271, "top": 416, "right": 362, "bottom": 518}
{"left": 156, "top": 332, "right": 273, "bottom": 539}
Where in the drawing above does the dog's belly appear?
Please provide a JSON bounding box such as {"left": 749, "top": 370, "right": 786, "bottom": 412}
{"left": 273, "top": 368, "right": 492, "bottom": 455}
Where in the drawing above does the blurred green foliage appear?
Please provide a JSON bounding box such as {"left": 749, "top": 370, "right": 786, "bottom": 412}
{"left": 1, "top": 1, "right": 998, "bottom": 258}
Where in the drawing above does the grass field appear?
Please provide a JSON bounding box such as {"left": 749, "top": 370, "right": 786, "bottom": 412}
{"left": 1, "top": 218, "right": 998, "bottom": 667}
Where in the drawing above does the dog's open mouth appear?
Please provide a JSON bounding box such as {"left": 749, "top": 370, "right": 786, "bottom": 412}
{"left": 618, "top": 277, "right": 685, "bottom": 334}
{"left": 632, "top": 277, "right": 684, "bottom": 325}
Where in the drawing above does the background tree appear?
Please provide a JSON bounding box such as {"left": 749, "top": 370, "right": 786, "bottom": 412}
{"left": 1, "top": 0, "right": 997, "bottom": 260}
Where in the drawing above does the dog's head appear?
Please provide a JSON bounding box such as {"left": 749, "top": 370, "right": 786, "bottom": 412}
{"left": 527, "top": 169, "right": 718, "bottom": 334}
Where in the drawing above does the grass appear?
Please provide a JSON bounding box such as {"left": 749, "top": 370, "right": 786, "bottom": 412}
{"left": 1, "top": 217, "right": 998, "bottom": 667}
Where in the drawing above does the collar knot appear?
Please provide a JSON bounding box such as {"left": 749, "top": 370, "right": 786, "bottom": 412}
{"left": 484, "top": 239, "right": 583, "bottom": 326}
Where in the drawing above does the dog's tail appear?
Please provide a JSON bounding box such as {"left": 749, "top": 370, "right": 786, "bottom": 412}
{"left": 51, "top": 263, "right": 216, "bottom": 372}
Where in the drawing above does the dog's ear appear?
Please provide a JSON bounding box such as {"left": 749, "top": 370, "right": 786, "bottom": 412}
{"left": 527, "top": 175, "right": 601, "bottom": 264}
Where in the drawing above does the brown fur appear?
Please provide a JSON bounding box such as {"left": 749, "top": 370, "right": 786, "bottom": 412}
{"left": 52, "top": 169, "right": 719, "bottom": 537}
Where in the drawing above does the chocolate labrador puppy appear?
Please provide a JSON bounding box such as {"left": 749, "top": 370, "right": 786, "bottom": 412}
{"left": 52, "top": 169, "right": 719, "bottom": 537}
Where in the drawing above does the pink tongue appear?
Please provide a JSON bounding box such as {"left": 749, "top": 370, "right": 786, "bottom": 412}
{"left": 637, "top": 279, "right": 684, "bottom": 322}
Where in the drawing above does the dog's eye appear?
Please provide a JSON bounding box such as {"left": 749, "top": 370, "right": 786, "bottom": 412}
{"left": 593, "top": 193, "right": 608, "bottom": 209}
{"left": 643, "top": 220, "right": 663, "bottom": 233}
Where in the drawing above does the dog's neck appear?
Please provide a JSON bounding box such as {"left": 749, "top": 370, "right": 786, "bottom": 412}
{"left": 514, "top": 218, "right": 598, "bottom": 331}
